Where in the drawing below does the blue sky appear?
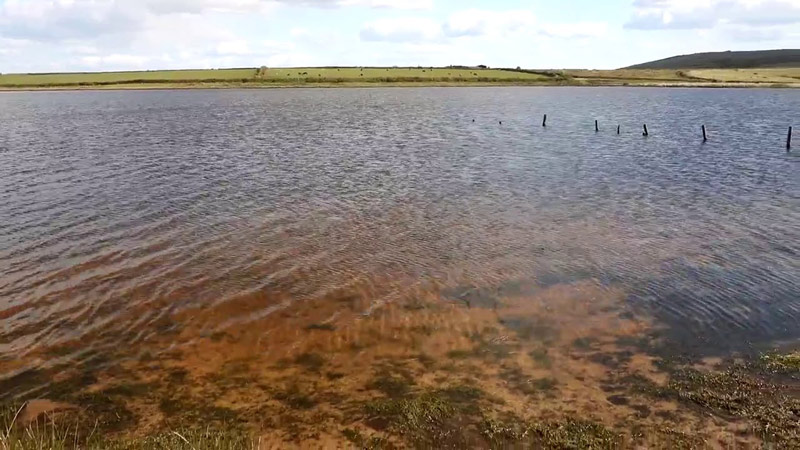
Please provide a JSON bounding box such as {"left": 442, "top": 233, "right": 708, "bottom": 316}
{"left": 0, "top": 0, "right": 798, "bottom": 73}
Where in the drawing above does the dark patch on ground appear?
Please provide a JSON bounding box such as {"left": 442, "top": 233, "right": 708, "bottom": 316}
{"left": 75, "top": 391, "right": 137, "bottom": 432}
{"left": 588, "top": 351, "right": 634, "bottom": 369}
{"left": 341, "top": 428, "right": 389, "bottom": 449}
{"left": 529, "top": 348, "right": 552, "bottom": 368}
{"left": 306, "top": 323, "right": 337, "bottom": 331}
{"left": 442, "top": 285, "right": 501, "bottom": 309}
{"left": 166, "top": 367, "right": 189, "bottom": 383}
{"left": 500, "top": 366, "right": 557, "bottom": 397}
{"left": 572, "top": 337, "right": 596, "bottom": 351}
{"left": 209, "top": 331, "right": 230, "bottom": 342}
{"left": 367, "top": 368, "right": 415, "bottom": 398}
{"left": 159, "top": 394, "right": 244, "bottom": 428}
{"left": 325, "top": 371, "right": 345, "bottom": 380}
{"left": 294, "top": 352, "right": 326, "bottom": 372}
{"left": 630, "top": 404, "right": 651, "bottom": 418}
{"left": 273, "top": 384, "right": 318, "bottom": 410}
{"left": 416, "top": 353, "right": 436, "bottom": 369}
{"left": 499, "top": 316, "right": 559, "bottom": 344}
{"left": 99, "top": 382, "right": 157, "bottom": 397}
{"left": 607, "top": 394, "right": 629, "bottom": 405}
{"left": 533, "top": 269, "right": 599, "bottom": 289}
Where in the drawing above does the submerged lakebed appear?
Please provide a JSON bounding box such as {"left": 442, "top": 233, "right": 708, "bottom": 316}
{"left": 0, "top": 87, "right": 798, "bottom": 448}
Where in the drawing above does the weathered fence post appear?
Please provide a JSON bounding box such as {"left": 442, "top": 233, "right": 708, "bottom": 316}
{"left": 788, "top": 127, "right": 793, "bottom": 150}
{"left": 702, "top": 125, "right": 707, "bottom": 142}
{"left": 643, "top": 124, "right": 649, "bottom": 136}
{"left": 595, "top": 120, "right": 599, "bottom": 132}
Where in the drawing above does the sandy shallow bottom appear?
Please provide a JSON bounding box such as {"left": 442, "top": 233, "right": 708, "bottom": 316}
{"left": 4, "top": 276, "right": 796, "bottom": 448}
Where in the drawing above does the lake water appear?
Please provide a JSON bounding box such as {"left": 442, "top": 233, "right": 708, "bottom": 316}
{"left": 0, "top": 87, "right": 798, "bottom": 444}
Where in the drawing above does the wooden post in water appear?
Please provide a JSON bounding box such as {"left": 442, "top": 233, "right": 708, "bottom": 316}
{"left": 542, "top": 114, "right": 547, "bottom": 127}
{"left": 643, "top": 124, "right": 649, "bottom": 137}
{"left": 788, "top": 127, "right": 793, "bottom": 151}
{"left": 617, "top": 125, "right": 620, "bottom": 135}
{"left": 595, "top": 120, "right": 599, "bottom": 132}
{"left": 702, "top": 125, "right": 707, "bottom": 142}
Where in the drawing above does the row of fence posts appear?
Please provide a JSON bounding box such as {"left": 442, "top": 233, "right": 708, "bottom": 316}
{"left": 529, "top": 114, "right": 792, "bottom": 151}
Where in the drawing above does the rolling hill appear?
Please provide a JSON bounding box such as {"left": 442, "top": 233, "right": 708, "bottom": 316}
{"left": 625, "top": 49, "right": 800, "bottom": 69}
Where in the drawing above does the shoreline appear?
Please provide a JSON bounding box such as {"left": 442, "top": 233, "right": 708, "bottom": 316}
{"left": 2, "top": 80, "right": 799, "bottom": 92}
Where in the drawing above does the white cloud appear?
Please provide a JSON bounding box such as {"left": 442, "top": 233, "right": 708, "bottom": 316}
{"left": 339, "top": 0, "right": 433, "bottom": 9}
{"left": 627, "top": 0, "right": 800, "bottom": 29}
{"left": 1, "top": 0, "right": 794, "bottom": 73}
{"left": 0, "top": 0, "right": 146, "bottom": 41}
{"left": 215, "top": 40, "right": 252, "bottom": 56}
{"left": 290, "top": 27, "right": 311, "bottom": 38}
{"left": 360, "top": 17, "right": 441, "bottom": 42}
{"left": 539, "top": 22, "right": 608, "bottom": 38}
{"left": 142, "top": 0, "right": 275, "bottom": 15}
{"left": 81, "top": 53, "right": 150, "bottom": 69}
{"left": 444, "top": 9, "right": 537, "bottom": 37}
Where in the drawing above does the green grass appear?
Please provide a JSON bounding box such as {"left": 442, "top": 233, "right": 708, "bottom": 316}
{"left": 623, "top": 356, "right": 800, "bottom": 445}
{"left": 0, "top": 67, "right": 553, "bottom": 88}
{"left": 261, "top": 67, "right": 551, "bottom": 81}
{"left": 760, "top": 351, "right": 800, "bottom": 373}
{"left": 3, "top": 66, "right": 799, "bottom": 89}
{"left": 0, "top": 403, "right": 253, "bottom": 450}
{"left": 687, "top": 68, "right": 800, "bottom": 83}
{"left": 564, "top": 68, "right": 800, "bottom": 86}
{"left": 0, "top": 69, "right": 256, "bottom": 86}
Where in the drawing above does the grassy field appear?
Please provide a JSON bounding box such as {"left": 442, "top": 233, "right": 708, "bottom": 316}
{"left": 625, "top": 49, "right": 800, "bottom": 70}
{"left": 0, "top": 67, "right": 553, "bottom": 88}
{"left": 685, "top": 68, "right": 800, "bottom": 83}
{"left": 564, "top": 67, "right": 800, "bottom": 86}
{"left": 0, "top": 69, "right": 257, "bottom": 86}
{"left": 1, "top": 66, "right": 799, "bottom": 89}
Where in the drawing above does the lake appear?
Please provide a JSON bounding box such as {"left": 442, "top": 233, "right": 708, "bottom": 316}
{"left": 0, "top": 87, "right": 798, "bottom": 446}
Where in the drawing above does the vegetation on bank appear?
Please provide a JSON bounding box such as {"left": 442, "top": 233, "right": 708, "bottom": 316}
{"left": 625, "top": 49, "right": 800, "bottom": 70}
{"left": 1, "top": 66, "right": 799, "bottom": 89}
{"left": 2, "top": 347, "right": 798, "bottom": 449}
{"left": 0, "top": 67, "right": 554, "bottom": 89}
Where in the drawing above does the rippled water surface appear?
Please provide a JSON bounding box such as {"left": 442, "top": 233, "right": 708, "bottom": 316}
{"left": 0, "top": 87, "right": 798, "bottom": 442}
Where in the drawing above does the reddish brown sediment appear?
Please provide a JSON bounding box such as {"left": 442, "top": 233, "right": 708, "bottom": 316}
{"left": 7, "top": 277, "right": 760, "bottom": 447}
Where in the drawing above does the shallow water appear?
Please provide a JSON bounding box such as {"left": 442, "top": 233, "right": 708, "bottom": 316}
{"left": 0, "top": 87, "right": 798, "bottom": 444}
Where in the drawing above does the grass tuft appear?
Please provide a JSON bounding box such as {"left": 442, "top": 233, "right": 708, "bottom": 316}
{"left": 760, "top": 351, "right": 800, "bottom": 374}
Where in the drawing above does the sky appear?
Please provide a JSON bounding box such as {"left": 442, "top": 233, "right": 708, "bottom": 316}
{"left": 0, "top": 0, "right": 799, "bottom": 73}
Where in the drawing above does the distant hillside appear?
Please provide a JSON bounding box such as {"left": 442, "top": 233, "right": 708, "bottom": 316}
{"left": 625, "top": 49, "right": 800, "bottom": 69}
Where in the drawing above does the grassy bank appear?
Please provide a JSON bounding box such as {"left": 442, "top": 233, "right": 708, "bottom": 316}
{"left": 1, "top": 66, "right": 799, "bottom": 90}
{"left": 2, "top": 350, "right": 798, "bottom": 449}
